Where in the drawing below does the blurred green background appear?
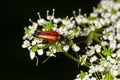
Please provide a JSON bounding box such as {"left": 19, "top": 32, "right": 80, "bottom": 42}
{"left": 1, "top": 0, "right": 100, "bottom": 80}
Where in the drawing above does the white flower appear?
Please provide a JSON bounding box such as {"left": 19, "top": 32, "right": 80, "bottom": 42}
{"left": 74, "top": 74, "right": 81, "bottom": 80}
{"left": 29, "top": 22, "right": 38, "bottom": 30}
{"left": 94, "top": 44, "right": 101, "bottom": 53}
{"left": 111, "top": 53, "right": 116, "bottom": 58}
{"left": 80, "top": 55, "right": 87, "bottom": 65}
{"left": 94, "top": 20, "right": 102, "bottom": 29}
{"left": 74, "top": 78, "right": 81, "bottom": 80}
{"left": 90, "top": 56, "right": 98, "bottom": 63}
{"left": 116, "top": 49, "right": 120, "bottom": 58}
{"left": 23, "top": 33, "right": 33, "bottom": 40}
{"left": 110, "top": 15, "right": 118, "bottom": 23}
{"left": 53, "top": 18, "right": 61, "bottom": 23}
{"left": 37, "top": 43, "right": 45, "bottom": 47}
{"left": 63, "top": 45, "right": 70, "bottom": 51}
{"left": 110, "top": 69, "right": 119, "bottom": 76}
{"left": 22, "top": 40, "right": 30, "bottom": 48}
{"left": 49, "top": 46, "right": 57, "bottom": 54}
{"left": 37, "top": 49, "right": 44, "bottom": 55}
{"left": 90, "top": 25, "right": 95, "bottom": 31}
{"left": 90, "top": 13, "right": 98, "bottom": 17}
{"left": 86, "top": 46, "right": 95, "bottom": 56}
{"left": 116, "top": 33, "right": 120, "bottom": 41}
{"left": 74, "top": 15, "right": 83, "bottom": 25}
{"left": 98, "top": 66, "right": 105, "bottom": 72}
{"left": 109, "top": 40, "right": 116, "bottom": 50}
{"left": 75, "top": 27, "right": 81, "bottom": 37}
{"left": 99, "top": 18, "right": 106, "bottom": 25}
{"left": 37, "top": 19, "right": 46, "bottom": 25}
{"left": 102, "top": 35, "right": 108, "bottom": 40}
{"left": 68, "top": 30, "right": 75, "bottom": 39}
{"left": 57, "top": 27, "right": 67, "bottom": 35}
{"left": 31, "top": 38, "right": 42, "bottom": 45}
{"left": 83, "top": 74, "right": 91, "bottom": 80}
{"left": 30, "top": 50, "right": 35, "bottom": 60}
{"left": 89, "top": 65, "right": 96, "bottom": 73}
{"left": 72, "top": 44, "right": 80, "bottom": 52}
{"left": 52, "top": 27, "right": 58, "bottom": 31}
{"left": 46, "top": 51, "right": 56, "bottom": 57}
{"left": 90, "top": 77, "right": 96, "bottom": 80}
{"left": 107, "top": 56, "right": 117, "bottom": 64}
{"left": 101, "top": 41, "right": 108, "bottom": 46}
{"left": 108, "top": 33, "right": 115, "bottom": 41}
{"left": 112, "top": 65, "right": 118, "bottom": 70}
{"left": 46, "top": 9, "right": 55, "bottom": 20}
{"left": 81, "top": 18, "right": 88, "bottom": 24}
{"left": 118, "top": 65, "right": 120, "bottom": 75}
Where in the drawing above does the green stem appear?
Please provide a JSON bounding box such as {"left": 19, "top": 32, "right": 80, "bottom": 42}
{"left": 84, "top": 62, "right": 91, "bottom": 67}
{"left": 96, "top": 72, "right": 101, "bottom": 80}
{"left": 94, "top": 72, "right": 100, "bottom": 80}
{"left": 42, "top": 56, "right": 51, "bottom": 64}
{"left": 62, "top": 51, "right": 90, "bottom": 67}
{"left": 97, "top": 52, "right": 104, "bottom": 59}
{"left": 62, "top": 51, "right": 80, "bottom": 63}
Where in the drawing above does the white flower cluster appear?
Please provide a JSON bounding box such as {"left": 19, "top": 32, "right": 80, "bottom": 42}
{"left": 75, "top": 0, "right": 120, "bottom": 80}
{"left": 22, "top": 9, "right": 80, "bottom": 60}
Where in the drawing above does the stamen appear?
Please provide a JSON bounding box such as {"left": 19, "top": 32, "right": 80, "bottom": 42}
{"left": 78, "top": 9, "right": 81, "bottom": 15}
{"left": 29, "top": 19, "right": 34, "bottom": 23}
{"left": 84, "top": 14, "right": 87, "bottom": 17}
{"left": 47, "top": 10, "right": 49, "bottom": 17}
{"left": 93, "top": 7, "right": 95, "bottom": 10}
{"left": 37, "top": 12, "right": 41, "bottom": 19}
{"left": 52, "top": 9, "right": 55, "bottom": 17}
{"left": 35, "top": 56, "right": 39, "bottom": 66}
{"left": 73, "top": 10, "right": 76, "bottom": 17}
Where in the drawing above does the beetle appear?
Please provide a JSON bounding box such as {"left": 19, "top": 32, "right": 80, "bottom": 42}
{"left": 34, "top": 30, "right": 64, "bottom": 41}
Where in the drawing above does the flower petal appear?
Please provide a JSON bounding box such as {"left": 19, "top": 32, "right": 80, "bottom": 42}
{"left": 72, "top": 44, "right": 80, "bottom": 52}
{"left": 63, "top": 45, "right": 70, "bottom": 51}
{"left": 30, "top": 51, "right": 35, "bottom": 60}
{"left": 37, "top": 49, "right": 44, "bottom": 55}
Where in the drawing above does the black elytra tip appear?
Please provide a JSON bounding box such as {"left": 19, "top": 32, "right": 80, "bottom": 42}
{"left": 58, "top": 35, "right": 68, "bottom": 43}
{"left": 33, "top": 31, "right": 40, "bottom": 37}
{"left": 58, "top": 35, "right": 64, "bottom": 40}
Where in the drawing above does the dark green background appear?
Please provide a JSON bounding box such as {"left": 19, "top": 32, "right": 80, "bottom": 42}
{"left": 1, "top": 0, "right": 100, "bottom": 80}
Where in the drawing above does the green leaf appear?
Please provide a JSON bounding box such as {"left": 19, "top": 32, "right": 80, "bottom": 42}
{"left": 50, "top": 49, "right": 54, "bottom": 53}
{"left": 88, "top": 16, "right": 96, "bottom": 21}
{"left": 31, "top": 45, "right": 39, "bottom": 52}
{"left": 97, "top": 4, "right": 102, "bottom": 9}
{"left": 69, "top": 40, "right": 74, "bottom": 46}
{"left": 41, "top": 44, "right": 49, "bottom": 49}
{"left": 111, "top": 8, "right": 116, "bottom": 14}
{"left": 56, "top": 46, "right": 63, "bottom": 52}
{"left": 114, "top": 0, "right": 120, "bottom": 3}
{"left": 104, "top": 73, "right": 114, "bottom": 80}
{"left": 24, "top": 27, "right": 30, "bottom": 34}
{"left": 41, "top": 41, "right": 54, "bottom": 49}
{"left": 103, "top": 47, "right": 112, "bottom": 57}
{"left": 43, "top": 21, "right": 53, "bottom": 30}
{"left": 80, "top": 71, "right": 86, "bottom": 78}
